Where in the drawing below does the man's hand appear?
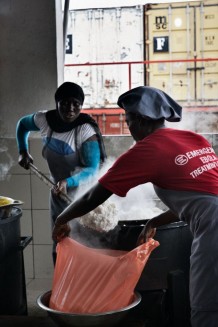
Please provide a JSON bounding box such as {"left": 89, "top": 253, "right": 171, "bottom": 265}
{"left": 52, "top": 180, "right": 68, "bottom": 196}
{"left": 52, "top": 223, "right": 71, "bottom": 242}
{"left": 136, "top": 210, "right": 179, "bottom": 246}
{"left": 18, "top": 150, "right": 33, "bottom": 170}
{"left": 137, "top": 224, "right": 156, "bottom": 246}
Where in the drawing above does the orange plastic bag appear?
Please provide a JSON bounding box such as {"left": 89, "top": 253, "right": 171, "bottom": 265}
{"left": 49, "top": 237, "right": 159, "bottom": 314}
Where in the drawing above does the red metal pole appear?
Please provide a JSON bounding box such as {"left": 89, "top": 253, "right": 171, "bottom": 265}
{"left": 65, "top": 58, "right": 218, "bottom": 67}
{"left": 128, "top": 63, "right": 131, "bottom": 90}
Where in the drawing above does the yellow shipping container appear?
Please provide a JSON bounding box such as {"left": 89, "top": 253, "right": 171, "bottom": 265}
{"left": 145, "top": 0, "right": 218, "bottom": 106}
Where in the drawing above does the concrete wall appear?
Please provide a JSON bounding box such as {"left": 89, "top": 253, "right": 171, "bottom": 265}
{"left": 0, "top": 0, "right": 63, "bottom": 281}
{"left": 0, "top": 0, "right": 63, "bottom": 137}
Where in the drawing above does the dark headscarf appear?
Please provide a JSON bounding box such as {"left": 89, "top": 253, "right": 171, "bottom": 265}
{"left": 55, "top": 82, "right": 85, "bottom": 105}
{"left": 117, "top": 86, "right": 182, "bottom": 122}
{"left": 45, "top": 111, "right": 107, "bottom": 163}
{"left": 46, "top": 82, "right": 107, "bottom": 161}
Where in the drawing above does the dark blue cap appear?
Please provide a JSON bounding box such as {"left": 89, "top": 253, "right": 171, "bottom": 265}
{"left": 117, "top": 86, "right": 182, "bottom": 122}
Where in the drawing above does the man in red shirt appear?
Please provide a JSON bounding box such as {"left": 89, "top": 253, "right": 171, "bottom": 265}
{"left": 53, "top": 86, "right": 218, "bottom": 327}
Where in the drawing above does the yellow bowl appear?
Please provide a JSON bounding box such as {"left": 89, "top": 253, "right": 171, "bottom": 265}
{"left": 0, "top": 196, "right": 14, "bottom": 206}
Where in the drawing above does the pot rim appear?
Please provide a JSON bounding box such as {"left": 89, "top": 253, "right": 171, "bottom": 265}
{"left": 37, "top": 290, "right": 141, "bottom": 317}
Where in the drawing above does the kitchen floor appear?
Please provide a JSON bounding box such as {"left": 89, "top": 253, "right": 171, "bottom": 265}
{"left": 26, "top": 278, "right": 53, "bottom": 317}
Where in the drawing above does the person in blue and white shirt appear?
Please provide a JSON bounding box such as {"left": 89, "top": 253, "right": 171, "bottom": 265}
{"left": 16, "top": 82, "right": 106, "bottom": 264}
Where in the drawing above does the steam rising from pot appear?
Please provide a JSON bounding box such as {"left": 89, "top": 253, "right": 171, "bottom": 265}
{"left": 0, "top": 146, "right": 14, "bottom": 181}
{"left": 78, "top": 156, "right": 164, "bottom": 232}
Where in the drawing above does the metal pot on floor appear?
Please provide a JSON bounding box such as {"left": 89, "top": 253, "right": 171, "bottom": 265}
{"left": 0, "top": 201, "right": 32, "bottom": 316}
{"left": 37, "top": 290, "right": 141, "bottom": 327}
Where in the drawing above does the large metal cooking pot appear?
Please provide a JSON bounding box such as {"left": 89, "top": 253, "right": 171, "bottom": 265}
{"left": 0, "top": 207, "right": 31, "bottom": 315}
{"left": 37, "top": 290, "right": 141, "bottom": 327}
{"left": 112, "top": 219, "right": 193, "bottom": 326}
{"left": 0, "top": 196, "right": 23, "bottom": 219}
{"left": 116, "top": 219, "right": 193, "bottom": 290}
{"left": 70, "top": 218, "right": 193, "bottom": 289}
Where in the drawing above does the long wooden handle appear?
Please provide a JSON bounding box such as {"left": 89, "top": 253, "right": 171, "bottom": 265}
{"left": 29, "top": 163, "right": 72, "bottom": 204}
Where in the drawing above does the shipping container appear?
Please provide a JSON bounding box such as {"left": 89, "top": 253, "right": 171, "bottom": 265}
{"left": 145, "top": 1, "right": 218, "bottom": 107}
{"left": 64, "top": 1, "right": 218, "bottom": 134}
{"left": 82, "top": 106, "right": 218, "bottom": 135}
{"left": 80, "top": 108, "right": 129, "bottom": 135}
{"left": 65, "top": 6, "right": 145, "bottom": 108}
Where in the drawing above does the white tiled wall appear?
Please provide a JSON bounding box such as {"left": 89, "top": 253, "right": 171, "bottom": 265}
{"left": 1, "top": 137, "right": 55, "bottom": 279}
{"left": 0, "top": 134, "right": 218, "bottom": 280}
{"left": 0, "top": 136, "right": 134, "bottom": 279}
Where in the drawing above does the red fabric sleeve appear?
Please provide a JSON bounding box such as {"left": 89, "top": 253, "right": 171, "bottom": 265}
{"left": 99, "top": 142, "right": 158, "bottom": 196}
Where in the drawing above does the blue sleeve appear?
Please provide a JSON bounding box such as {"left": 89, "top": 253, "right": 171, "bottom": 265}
{"left": 66, "top": 141, "right": 100, "bottom": 188}
{"left": 16, "top": 114, "right": 40, "bottom": 152}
